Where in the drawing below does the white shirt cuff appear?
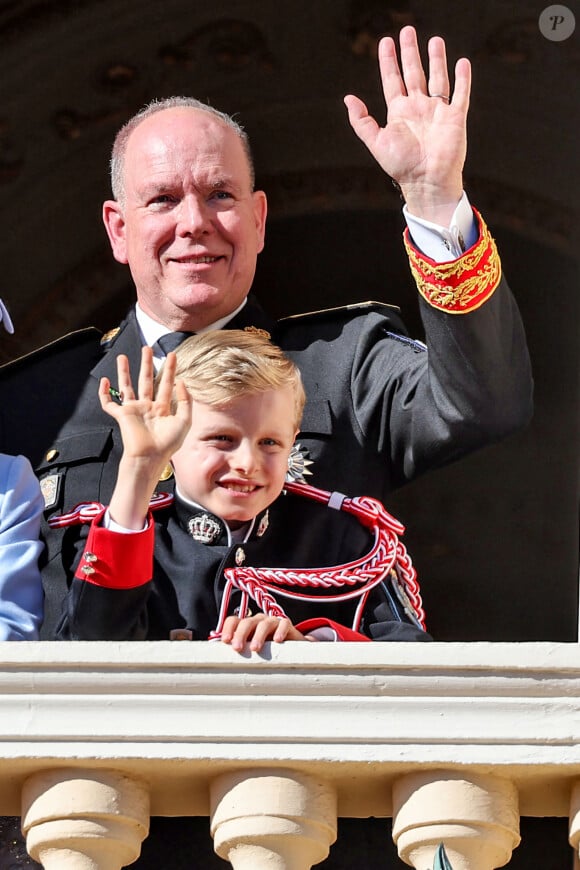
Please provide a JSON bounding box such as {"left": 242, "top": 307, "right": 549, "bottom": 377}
{"left": 102, "top": 509, "right": 149, "bottom": 534}
{"left": 403, "top": 192, "right": 477, "bottom": 262}
{"left": 307, "top": 626, "right": 338, "bottom": 642}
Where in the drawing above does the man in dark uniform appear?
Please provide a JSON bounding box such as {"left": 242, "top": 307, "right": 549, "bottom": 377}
{"left": 0, "top": 26, "right": 532, "bottom": 635}
{"left": 0, "top": 26, "right": 533, "bottom": 869}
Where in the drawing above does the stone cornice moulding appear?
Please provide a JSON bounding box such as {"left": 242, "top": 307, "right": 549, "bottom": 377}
{"left": 0, "top": 641, "right": 579, "bottom": 817}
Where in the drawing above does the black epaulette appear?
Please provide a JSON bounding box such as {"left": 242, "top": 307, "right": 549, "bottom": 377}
{"left": 275, "top": 300, "right": 411, "bottom": 340}
{"left": 0, "top": 327, "right": 103, "bottom": 376}
{"left": 277, "top": 300, "right": 401, "bottom": 325}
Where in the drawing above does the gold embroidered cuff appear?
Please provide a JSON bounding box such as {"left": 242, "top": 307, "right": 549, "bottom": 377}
{"left": 404, "top": 209, "right": 502, "bottom": 314}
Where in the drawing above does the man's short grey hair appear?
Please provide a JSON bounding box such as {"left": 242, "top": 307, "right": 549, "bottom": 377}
{"left": 109, "top": 96, "right": 255, "bottom": 204}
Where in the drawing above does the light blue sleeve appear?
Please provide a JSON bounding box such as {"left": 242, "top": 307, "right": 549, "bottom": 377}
{"left": 0, "top": 454, "right": 44, "bottom": 640}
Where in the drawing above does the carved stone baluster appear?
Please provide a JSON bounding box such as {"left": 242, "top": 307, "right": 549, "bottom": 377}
{"left": 392, "top": 771, "right": 520, "bottom": 870}
{"left": 568, "top": 781, "right": 580, "bottom": 861}
{"left": 210, "top": 769, "right": 337, "bottom": 870}
{"left": 21, "top": 769, "right": 150, "bottom": 870}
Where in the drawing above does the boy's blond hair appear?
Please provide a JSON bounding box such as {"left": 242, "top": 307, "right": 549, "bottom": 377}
{"left": 166, "top": 330, "right": 305, "bottom": 428}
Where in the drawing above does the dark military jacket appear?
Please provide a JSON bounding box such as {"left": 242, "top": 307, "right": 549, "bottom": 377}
{"left": 0, "top": 285, "right": 533, "bottom": 638}
{"left": 55, "top": 491, "right": 430, "bottom": 643}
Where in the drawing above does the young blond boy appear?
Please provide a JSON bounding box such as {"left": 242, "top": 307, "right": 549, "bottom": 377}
{"left": 54, "top": 331, "right": 428, "bottom": 647}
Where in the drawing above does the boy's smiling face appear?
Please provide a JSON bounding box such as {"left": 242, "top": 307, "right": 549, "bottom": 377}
{"left": 171, "top": 386, "right": 298, "bottom": 528}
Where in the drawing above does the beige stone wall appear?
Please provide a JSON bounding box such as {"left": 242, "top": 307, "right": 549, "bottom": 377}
{"left": 0, "top": 641, "right": 579, "bottom": 867}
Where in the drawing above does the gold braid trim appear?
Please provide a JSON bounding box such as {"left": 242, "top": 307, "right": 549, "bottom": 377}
{"left": 404, "top": 209, "right": 502, "bottom": 314}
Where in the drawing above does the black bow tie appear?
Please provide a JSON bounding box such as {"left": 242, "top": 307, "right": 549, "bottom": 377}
{"left": 156, "top": 331, "right": 195, "bottom": 355}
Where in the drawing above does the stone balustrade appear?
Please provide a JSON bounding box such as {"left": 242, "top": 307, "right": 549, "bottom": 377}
{"left": 1, "top": 641, "right": 580, "bottom": 869}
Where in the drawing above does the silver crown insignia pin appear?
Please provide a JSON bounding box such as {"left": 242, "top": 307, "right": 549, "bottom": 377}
{"left": 188, "top": 513, "right": 222, "bottom": 544}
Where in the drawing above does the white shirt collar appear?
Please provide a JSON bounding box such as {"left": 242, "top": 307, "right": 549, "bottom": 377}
{"left": 135, "top": 299, "right": 248, "bottom": 367}
{"left": 175, "top": 486, "right": 254, "bottom": 547}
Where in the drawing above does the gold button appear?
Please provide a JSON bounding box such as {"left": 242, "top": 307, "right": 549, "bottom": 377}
{"left": 159, "top": 463, "right": 174, "bottom": 482}
{"left": 45, "top": 448, "right": 59, "bottom": 462}
{"left": 100, "top": 326, "right": 121, "bottom": 346}
{"left": 244, "top": 326, "right": 271, "bottom": 340}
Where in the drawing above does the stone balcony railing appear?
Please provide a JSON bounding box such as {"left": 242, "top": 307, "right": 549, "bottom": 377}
{"left": 1, "top": 641, "right": 580, "bottom": 870}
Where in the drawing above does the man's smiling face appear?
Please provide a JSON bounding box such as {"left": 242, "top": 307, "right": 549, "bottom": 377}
{"left": 103, "top": 107, "right": 267, "bottom": 332}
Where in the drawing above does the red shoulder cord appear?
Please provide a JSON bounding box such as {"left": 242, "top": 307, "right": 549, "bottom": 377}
{"left": 47, "top": 492, "right": 174, "bottom": 528}
{"left": 47, "top": 485, "right": 425, "bottom": 637}
{"left": 209, "top": 480, "right": 425, "bottom": 639}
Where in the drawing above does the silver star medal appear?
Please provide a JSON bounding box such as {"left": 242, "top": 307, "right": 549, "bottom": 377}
{"left": 286, "top": 442, "right": 313, "bottom": 484}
